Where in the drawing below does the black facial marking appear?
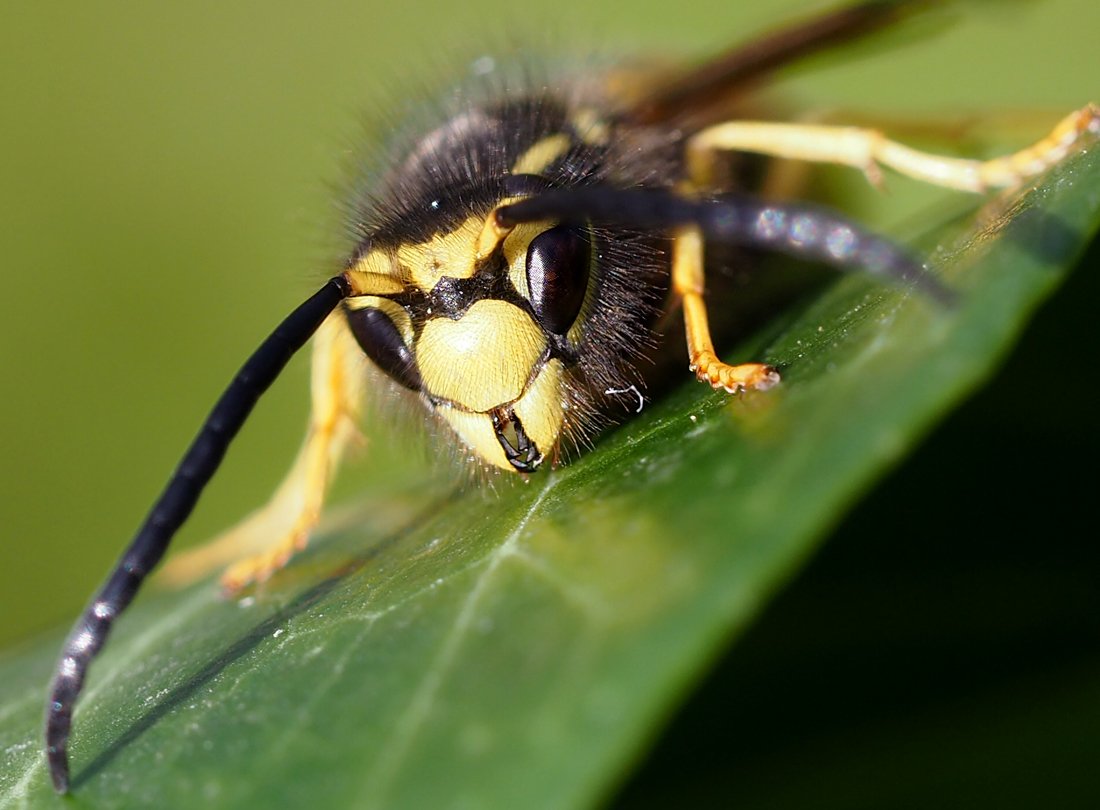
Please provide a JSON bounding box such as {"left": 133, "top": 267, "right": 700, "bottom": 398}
{"left": 525, "top": 225, "right": 591, "bottom": 334}
{"left": 546, "top": 333, "right": 580, "bottom": 366}
{"left": 491, "top": 408, "right": 542, "bottom": 472}
{"left": 415, "top": 253, "right": 529, "bottom": 321}
{"left": 345, "top": 305, "right": 423, "bottom": 391}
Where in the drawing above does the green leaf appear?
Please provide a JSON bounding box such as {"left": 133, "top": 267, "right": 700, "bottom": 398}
{"left": 2, "top": 148, "right": 1098, "bottom": 810}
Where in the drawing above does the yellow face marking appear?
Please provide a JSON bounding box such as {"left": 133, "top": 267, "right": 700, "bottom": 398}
{"left": 511, "top": 133, "right": 571, "bottom": 175}
{"left": 512, "top": 359, "right": 564, "bottom": 458}
{"left": 501, "top": 222, "right": 553, "bottom": 302}
{"left": 397, "top": 215, "right": 484, "bottom": 291}
{"left": 438, "top": 408, "right": 512, "bottom": 470}
{"left": 343, "top": 250, "right": 405, "bottom": 296}
{"left": 437, "top": 359, "right": 567, "bottom": 472}
{"left": 416, "top": 299, "right": 546, "bottom": 411}
{"left": 348, "top": 248, "right": 392, "bottom": 278}
{"left": 475, "top": 195, "right": 527, "bottom": 261}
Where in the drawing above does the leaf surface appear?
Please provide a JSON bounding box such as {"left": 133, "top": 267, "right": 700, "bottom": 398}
{"left": 2, "top": 148, "right": 1098, "bottom": 809}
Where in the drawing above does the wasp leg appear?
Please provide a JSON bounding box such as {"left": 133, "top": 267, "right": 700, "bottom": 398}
{"left": 672, "top": 224, "right": 780, "bottom": 394}
{"left": 159, "top": 312, "right": 365, "bottom": 591}
{"left": 687, "top": 104, "right": 1100, "bottom": 192}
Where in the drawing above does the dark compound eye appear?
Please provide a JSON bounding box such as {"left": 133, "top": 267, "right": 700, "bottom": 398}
{"left": 345, "top": 306, "right": 422, "bottom": 392}
{"left": 525, "top": 224, "right": 590, "bottom": 335}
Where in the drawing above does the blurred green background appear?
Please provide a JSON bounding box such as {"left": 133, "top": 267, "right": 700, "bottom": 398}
{"left": 1, "top": 0, "right": 1096, "bottom": 655}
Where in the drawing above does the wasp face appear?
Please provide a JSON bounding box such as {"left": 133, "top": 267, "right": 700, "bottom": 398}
{"left": 344, "top": 206, "right": 594, "bottom": 472}
{"left": 336, "top": 91, "right": 674, "bottom": 473}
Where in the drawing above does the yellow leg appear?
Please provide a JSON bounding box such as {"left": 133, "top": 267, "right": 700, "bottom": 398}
{"left": 159, "top": 312, "right": 366, "bottom": 591}
{"left": 672, "top": 225, "right": 780, "bottom": 394}
{"left": 687, "top": 104, "right": 1100, "bottom": 192}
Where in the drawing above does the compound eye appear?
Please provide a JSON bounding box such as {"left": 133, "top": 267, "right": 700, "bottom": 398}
{"left": 346, "top": 306, "right": 422, "bottom": 392}
{"left": 525, "top": 225, "right": 590, "bottom": 335}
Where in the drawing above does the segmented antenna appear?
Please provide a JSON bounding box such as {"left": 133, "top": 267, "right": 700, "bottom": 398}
{"left": 45, "top": 275, "right": 351, "bottom": 793}
{"left": 497, "top": 187, "right": 952, "bottom": 303}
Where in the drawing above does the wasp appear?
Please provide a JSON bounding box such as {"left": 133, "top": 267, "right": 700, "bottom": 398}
{"left": 45, "top": 0, "right": 1098, "bottom": 792}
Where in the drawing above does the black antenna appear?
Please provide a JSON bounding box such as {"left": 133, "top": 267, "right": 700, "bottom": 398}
{"left": 497, "top": 187, "right": 952, "bottom": 304}
{"left": 45, "top": 275, "right": 351, "bottom": 793}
